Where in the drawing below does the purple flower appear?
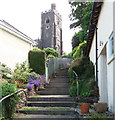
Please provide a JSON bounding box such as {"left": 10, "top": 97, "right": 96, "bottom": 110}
{"left": 29, "top": 75, "right": 35, "bottom": 81}
{"left": 28, "top": 80, "right": 35, "bottom": 84}
{"left": 26, "top": 84, "right": 33, "bottom": 91}
{"left": 40, "top": 75, "right": 46, "bottom": 85}
{"left": 34, "top": 80, "right": 41, "bottom": 87}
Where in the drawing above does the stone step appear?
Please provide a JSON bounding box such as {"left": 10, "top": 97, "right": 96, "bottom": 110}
{"left": 46, "top": 83, "right": 71, "bottom": 88}
{"left": 13, "top": 115, "right": 78, "bottom": 120}
{"left": 38, "top": 91, "right": 69, "bottom": 95}
{"left": 27, "top": 101, "right": 76, "bottom": 107}
{"left": 39, "top": 88, "right": 70, "bottom": 92}
{"left": 17, "top": 109, "right": 76, "bottom": 115}
{"left": 50, "top": 79, "right": 70, "bottom": 83}
{"left": 53, "top": 76, "right": 69, "bottom": 78}
{"left": 27, "top": 96, "right": 74, "bottom": 101}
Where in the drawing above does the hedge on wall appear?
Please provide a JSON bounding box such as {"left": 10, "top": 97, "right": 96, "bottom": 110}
{"left": 44, "top": 47, "right": 60, "bottom": 58}
{"left": 28, "top": 50, "right": 46, "bottom": 75}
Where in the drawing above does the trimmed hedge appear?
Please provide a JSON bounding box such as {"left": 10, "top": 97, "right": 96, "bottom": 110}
{"left": 28, "top": 50, "right": 46, "bottom": 75}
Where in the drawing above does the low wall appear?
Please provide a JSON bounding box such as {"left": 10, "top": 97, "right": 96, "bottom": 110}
{"left": 47, "top": 58, "right": 72, "bottom": 77}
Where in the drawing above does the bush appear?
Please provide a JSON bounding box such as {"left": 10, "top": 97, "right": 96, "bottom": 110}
{"left": 69, "top": 85, "right": 77, "bottom": 97}
{"left": 2, "top": 83, "right": 19, "bottom": 119}
{"left": 68, "top": 56, "right": 95, "bottom": 97}
{"left": 73, "top": 41, "right": 87, "bottom": 59}
{"left": 12, "top": 61, "right": 32, "bottom": 83}
{"left": 28, "top": 50, "right": 46, "bottom": 75}
{"left": 0, "top": 63, "right": 11, "bottom": 79}
{"left": 70, "top": 46, "right": 78, "bottom": 56}
{"left": 44, "top": 47, "right": 60, "bottom": 58}
{"left": 47, "top": 54, "right": 55, "bottom": 60}
{"left": 33, "top": 47, "right": 41, "bottom": 51}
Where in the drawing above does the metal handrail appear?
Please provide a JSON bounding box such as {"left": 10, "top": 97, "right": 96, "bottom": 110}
{"left": 0, "top": 89, "right": 27, "bottom": 105}
{"left": 73, "top": 70, "right": 79, "bottom": 96}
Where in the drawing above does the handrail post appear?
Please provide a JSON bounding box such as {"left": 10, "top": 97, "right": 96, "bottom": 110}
{"left": 46, "top": 60, "right": 49, "bottom": 83}
{"left": 73, "top": 70, "right": 79, "bottom": 96}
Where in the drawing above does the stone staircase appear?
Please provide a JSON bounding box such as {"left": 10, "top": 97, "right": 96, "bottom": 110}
{"left": 14, "top": 69, "right": 78, "bottom": 120}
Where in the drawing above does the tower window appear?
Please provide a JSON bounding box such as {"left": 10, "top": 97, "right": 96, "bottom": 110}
{"left": 46, "top": 18, "right": 50, "bottom": 24}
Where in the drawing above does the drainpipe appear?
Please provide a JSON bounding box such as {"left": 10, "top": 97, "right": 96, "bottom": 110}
{"left": 95, "top": 26, "right": 98, "bottom": 88}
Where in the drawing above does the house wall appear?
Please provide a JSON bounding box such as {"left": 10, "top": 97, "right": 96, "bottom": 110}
{"left": 89, "top": 1, "right": 115, "bottom": 113}
{"left": 0, "top": 28, "right": 33, "bottom": 70}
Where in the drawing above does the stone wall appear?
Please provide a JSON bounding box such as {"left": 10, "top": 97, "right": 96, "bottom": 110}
{"left": 16, "top": 88, "right": 36, "bottom": 111}
{"left": 15, "top": 89, "right": 27, "bottom": 111}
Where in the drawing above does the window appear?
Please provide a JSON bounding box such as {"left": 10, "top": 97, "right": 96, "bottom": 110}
{"left": 108, "top": 32, "right": 114, "bottom": 63}
{"left": 46, "top": 18, "right": 50, "bottom": 24}
{"left": 109, "top": 32, "right": 114, "bottom": 56}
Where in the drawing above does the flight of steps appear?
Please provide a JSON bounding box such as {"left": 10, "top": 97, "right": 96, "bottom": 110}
{"left": 14, "top": 69, "right": 79, "bottom": 120}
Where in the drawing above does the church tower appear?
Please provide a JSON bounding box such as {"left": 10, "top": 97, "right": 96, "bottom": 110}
{"left": 41, "top": 3, "right": 63, "bottom": 55}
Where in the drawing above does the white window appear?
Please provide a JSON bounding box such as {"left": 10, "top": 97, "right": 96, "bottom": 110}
{"left": 108, "top": 32, "right": 114, "bottom": 63}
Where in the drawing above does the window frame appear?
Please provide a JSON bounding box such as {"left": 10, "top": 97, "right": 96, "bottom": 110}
{"left": 107, "top": 31, "right": 115, "bottom": 64}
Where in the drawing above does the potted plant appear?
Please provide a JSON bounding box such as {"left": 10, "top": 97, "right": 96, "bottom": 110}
{"left": 80, "top": 103, "right": 90, "bottom": 114}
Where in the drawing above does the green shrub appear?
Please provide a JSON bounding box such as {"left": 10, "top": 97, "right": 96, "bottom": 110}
{"left": 70, "top": 46, "right": 78, "bottom": 56}
{"left": 1, "top": 64, "right": 11, "bottom": 79}
{"left": 2, "top": 83, "right": 17, "bottom": 97}
{"left": 47, "top": 54, "right": 55, "bottom": 60}
{"left": 72, "top": 56, "right": 94, "bottom": 80}
{"left": 12, "top": 61, "right": 32, "bottom": 83}
{"left": 44, "top": 47, "right": 60, "bottom": 57}
{"left": 73, "top": 41, "right": 87, "bottom": 59}
{"left": 28, "top": 50, "right": 46, "bottom": 75}
{"left": 68, "top": 56, "right": 95, "bottom": 97}
{"left": 33, "top": 47, "right": 41, "bottom": 51}
{"left": 69, "top": 85, "right": 77, "bottom": 97}
{"left": 2, "top": 83, "right": 19, "bottom": 119}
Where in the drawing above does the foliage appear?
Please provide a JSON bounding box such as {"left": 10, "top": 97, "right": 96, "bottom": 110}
{"left": 0, "top": 64, "right": 11, "bottom": 79}
{"left": 12, "top": 61, "right": 32, "bottom": 83}
{"left": 2, "top": 83, "right": 17, "bottom": 97}
{"left": 33, "top": 47, "right": 41, "bottom": 51}
{"left": 69, "top": 85, "right": 77, "bottom": 97}
{"left": 86, "top": 112, "right": 107, "bottom": 119}
{"left": 68, "top": 56, "right": 95, "bottom": 97}
{"left": 70, "top": 46, "right": 78, "bottom": 56}
{"left": 44, "top": 47, "right": 60, "bottom": 58}
{"left": 71, "top": 33, "right": 80, "bottom": 49}
{"left": 47, "top": 54, "right": 55, "bottom": 60}
{"left": 73, "top": 40, "right": 87, "bottom": 59}
{"left": 69, "top": 2, "right": 93, "bottom": 30}
{"left": 69, "top": 2, "right": 93, "bottom": 49}
{"left": 2, "top": 83, "right": 19, "bottom": 119}
{"left": 28, "top": 50, "right": 46, "bottom": 75}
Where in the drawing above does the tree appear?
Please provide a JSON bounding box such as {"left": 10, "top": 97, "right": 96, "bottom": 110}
{"left": 69, "top": 2, "right": 93, "bottom": 50}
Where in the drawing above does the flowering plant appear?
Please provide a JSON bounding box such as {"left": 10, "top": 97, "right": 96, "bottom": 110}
{"left": 26, "top": 84, "right": 33, "bottom": 91}
{"left": 67, "top": 62, "right": 71, "bottom": 66}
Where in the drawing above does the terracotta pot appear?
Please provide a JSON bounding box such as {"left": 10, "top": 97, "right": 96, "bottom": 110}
{"left": 80, "top": 103, "right": 90, "bottom": 114}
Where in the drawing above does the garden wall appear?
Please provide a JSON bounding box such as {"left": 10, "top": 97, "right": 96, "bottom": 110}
{"left": 48, "top": 58, "right": 72, "bottom": 77}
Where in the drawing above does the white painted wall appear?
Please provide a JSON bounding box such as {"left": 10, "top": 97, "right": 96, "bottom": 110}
{"left": 0, "top": 28, "right": 33, "bottom": 70}
{"left": 89, "top": 2, "right": 115, "bottom": 113}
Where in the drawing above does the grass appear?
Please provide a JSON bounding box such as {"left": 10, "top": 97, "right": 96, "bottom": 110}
{"left": 31, "top": 95, "right": 40, "bottom": 97}
{"left": 21, "top": 107, "right": 38, "bottom": 111}
{"left": 21, "top": 107, "right": 73, "bottom": 111}
{"left": 86, "top": 112, "right": 107, "bottom": 119}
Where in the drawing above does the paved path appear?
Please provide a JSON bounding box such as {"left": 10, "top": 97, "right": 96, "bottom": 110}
{"left": 14, "top": 69, "right": 79, "bottom": 120}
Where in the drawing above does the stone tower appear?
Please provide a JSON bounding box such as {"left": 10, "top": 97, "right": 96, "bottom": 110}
{"left": 41, "top": 3, "right": 63, "bottom": 55}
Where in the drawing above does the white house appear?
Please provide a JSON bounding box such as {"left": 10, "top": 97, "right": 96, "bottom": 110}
{"left": 86, "top": 1, "right": 115, "bottom": 113}
{"left": 0, "top": 20, "right": 33, "bottom": 69}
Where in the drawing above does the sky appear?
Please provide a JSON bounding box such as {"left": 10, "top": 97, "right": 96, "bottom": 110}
{"left": 0, "top": 0, "right": 76, "bottom": 54}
